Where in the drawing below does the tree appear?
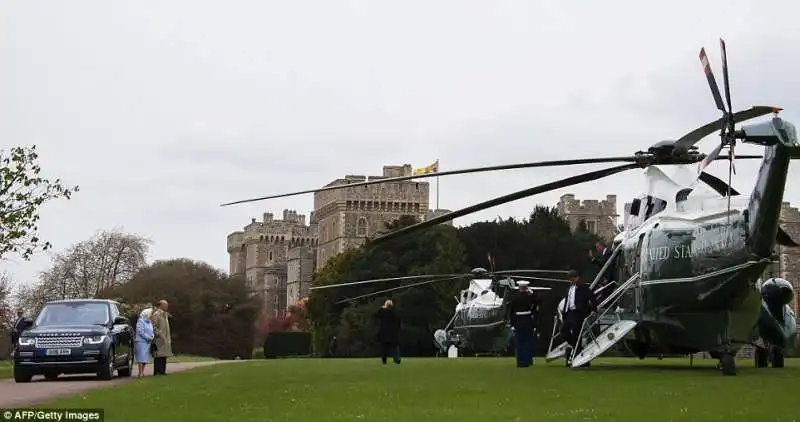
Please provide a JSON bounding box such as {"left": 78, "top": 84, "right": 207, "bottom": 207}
{"left": 307, "top": 214, "right": 469, "bottom": 356}
{"left": 0, "top": 273, "right": 14, "bottom": 359}
{"left": 13, "top": 228, "right": 151, "bottom": 313}
{"left": 105, "top": 258, "right": 260, "bottom": 359}
{"left": 0, "top": 145, "right": 79, "bottom": 261}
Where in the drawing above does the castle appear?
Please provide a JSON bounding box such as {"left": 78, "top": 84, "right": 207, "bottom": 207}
{"left": 556, "top": 194, "right": 619, "bottom": 243}
{"left": 228, "top": 164, "right": 448, "bottom": 317}
{"left": 314, "top": 164, "right": 432, "bottom": 270}
{"left": 226, "top": 210, "right": 318, "bottom": 317}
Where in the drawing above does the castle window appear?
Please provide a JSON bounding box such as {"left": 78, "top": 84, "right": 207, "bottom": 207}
{"left": 357, "top": 218, "right": 368, "bottom": 237}
{"left": 586, "top": 220, "right": 597, "bottom": 233}
{"left": 269, "top": 252, "right": 273, "bottom": 260}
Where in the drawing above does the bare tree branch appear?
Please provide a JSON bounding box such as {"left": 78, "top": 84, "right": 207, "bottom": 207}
{"left": 12, "top": 228, "right": 152, "bottom": 312}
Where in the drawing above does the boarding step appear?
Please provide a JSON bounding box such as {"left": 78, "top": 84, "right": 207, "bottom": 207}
{"left": 570, "top": 320, "right": 638, "bottom": 368}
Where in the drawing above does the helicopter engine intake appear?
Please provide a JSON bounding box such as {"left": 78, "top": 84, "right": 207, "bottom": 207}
{"left": 760, "top": 278, "right": 794, "bottom": 309}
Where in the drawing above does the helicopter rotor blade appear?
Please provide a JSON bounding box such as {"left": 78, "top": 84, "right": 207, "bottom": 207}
{"left": 494, "top": 270, "right": 571, "bottom": 276}
{"left": 310, "top": 273, "right": 470, "bottom": 291}
{"left": 699, "top": 47, "right": 726, "bottom": 114}
{"left": 508, "top": 275, "right": 571, "bottom": 283}
{"left": 673, "top": 106, "right": 779, "bottom": 150}
{"left": 720, "top": 39, "right": 734, "bottom": 123}
{"left": 218, "top": 157, "right": 640, "bottom": 206}
{"left": 371, "top": 163, "right": 641, "bottom": 245}
{"left": 335, "top": 275, "right": 464, "bottom": 304}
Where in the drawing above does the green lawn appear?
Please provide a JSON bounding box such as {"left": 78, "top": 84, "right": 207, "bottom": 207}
{"left": 41, "top": 357, "right": 800, "bottom": 421}
{"left": 0, "top": 355, "right": 215, "bottom": 378}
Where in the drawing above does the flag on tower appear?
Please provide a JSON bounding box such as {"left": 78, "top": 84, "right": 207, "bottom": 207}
{"left": 413, "top": 160, "right": 439, "bottom": 175}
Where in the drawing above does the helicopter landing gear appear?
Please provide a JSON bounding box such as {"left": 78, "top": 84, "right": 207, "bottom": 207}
{"left": 771, "top": 348, "right": 785, "bottom": 368}
{"left": 754, "top": 346, "right": 769, "bottom": 368}
{"left": 718, "top": 353, "right": 736, "bottom": 375}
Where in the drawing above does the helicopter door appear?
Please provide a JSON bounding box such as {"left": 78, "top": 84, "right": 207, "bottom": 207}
{"left": 633, "top": 235, "right": 645, "bottom": 313}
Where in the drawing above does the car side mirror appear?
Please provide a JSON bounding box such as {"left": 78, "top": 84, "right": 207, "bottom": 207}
{"left": 113, "top": 316, "right": 128, "bottom": 325}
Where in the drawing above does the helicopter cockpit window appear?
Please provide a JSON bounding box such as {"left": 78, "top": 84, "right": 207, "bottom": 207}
{"left": 644, "top": 195, "right": 668, "bottom": 220}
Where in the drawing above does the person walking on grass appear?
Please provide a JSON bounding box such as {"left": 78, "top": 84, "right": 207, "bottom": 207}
{"left": 150, "top": 299, "right": 173, "bottom": 375}
{"left": 134, "top": 307, "right": 155, "bottom": 377}
{"left": 375, "top": 299, "right": 401, "bottom": 365}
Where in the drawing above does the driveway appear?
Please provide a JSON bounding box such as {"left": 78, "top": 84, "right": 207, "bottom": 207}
{"left": 0, "top": 360, "right": 237, "bottom": 408}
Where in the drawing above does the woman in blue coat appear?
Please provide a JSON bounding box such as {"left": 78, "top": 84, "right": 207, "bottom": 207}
{"left": 134, "top": 308, "right": 155, "bottom": 377}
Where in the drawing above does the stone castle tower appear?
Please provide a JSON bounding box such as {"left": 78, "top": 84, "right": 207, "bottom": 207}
{"left": 227, "top": 209, "right": 318, "bottom": 317}
{"left": 314, "top": 164, "right": 431, "bottom": 270}
{"left": 556, "top": 194, "right": 619, "bottom": 243}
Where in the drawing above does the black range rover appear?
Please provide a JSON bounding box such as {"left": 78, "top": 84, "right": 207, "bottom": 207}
{"left": 13, "top": 299, "right": 134, "bottom": 383}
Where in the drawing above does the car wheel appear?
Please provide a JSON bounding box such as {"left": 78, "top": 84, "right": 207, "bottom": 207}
{"left": 13, "top": 365, "right": 32, "bottom": 383}
{"left": 96, "top": 350, "right": 115, "bottom": 380}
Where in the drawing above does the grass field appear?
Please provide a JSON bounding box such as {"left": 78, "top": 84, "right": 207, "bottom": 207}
{"left": 0, "top": 355, "right": 215, "bottom": 379}
{"left": 41, "top": 356, "right": 800, "bottom": 421}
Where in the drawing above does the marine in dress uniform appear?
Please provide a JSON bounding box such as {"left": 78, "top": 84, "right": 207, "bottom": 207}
{"left": 506, "top": 280, "right": 540, "bottom": 368}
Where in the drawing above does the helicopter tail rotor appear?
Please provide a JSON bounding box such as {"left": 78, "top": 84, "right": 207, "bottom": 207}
{"left": 698, "top": 39, "right": 740, "bottom": 220}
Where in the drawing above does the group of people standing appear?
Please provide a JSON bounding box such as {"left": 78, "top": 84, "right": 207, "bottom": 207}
{"left": 507, "top": 240, "right": 611, "bottom": 368}
{"left": 362, "top": 240, "right": 613, "bottom": 368}
{"left": 134, "top": 299, "right": 173, "bottom": 377}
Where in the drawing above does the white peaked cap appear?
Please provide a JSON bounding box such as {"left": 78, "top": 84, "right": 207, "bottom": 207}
{"left": 517, "top": 280, "right": 530, "bottom": 286}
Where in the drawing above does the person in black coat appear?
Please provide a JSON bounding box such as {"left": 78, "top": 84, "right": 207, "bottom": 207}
{"left": 560, "top": 270, "right": 597, "bottom": 367}
{"left": 591, "top": 239, "right": 616, "bottom": 301}
{"left": 375, "top": 299, "right": 401, "bottom": 364}
{"left": 10, "top": 310, "right": 25, "bottom": 347}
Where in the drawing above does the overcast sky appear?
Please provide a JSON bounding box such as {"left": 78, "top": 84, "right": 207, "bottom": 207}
{"left": 1, "top": 0, "right": 799, "bottom": 286}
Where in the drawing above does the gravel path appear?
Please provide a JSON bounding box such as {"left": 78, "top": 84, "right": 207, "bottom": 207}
{"left": 0, "top": 360, "right": 237, "bottom": 408}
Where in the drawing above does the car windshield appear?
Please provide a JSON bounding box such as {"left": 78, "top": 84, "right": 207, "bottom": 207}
{"left": 35, "top": 302, "right": 110, "bottom": 326}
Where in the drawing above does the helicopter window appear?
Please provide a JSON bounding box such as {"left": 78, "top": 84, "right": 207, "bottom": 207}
{"left": 644, "top": 195, "right": 668, "bottom": 219}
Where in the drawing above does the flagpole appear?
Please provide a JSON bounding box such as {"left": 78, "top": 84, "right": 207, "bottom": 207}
{"left": 436, "top": 159, "right": 440, "bottom": 210}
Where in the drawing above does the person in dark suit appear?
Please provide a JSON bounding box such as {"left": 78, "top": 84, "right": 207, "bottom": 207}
{"left": 506, "top": 280, "right": 540, "bottom": 368}
{"left": 10, "top": 310, "right": 25, "bottom": 347}
{"left": 591, "top": 240, "right": 613, "bottom": 271}
{"left": 591, "top": 239, "right": 616, "bottom": 300}
{"left": 375, "top": 300, "right": 401, "bottom": 364}
{"left": 560, "top": 270, "right": 597, "bottom": 367}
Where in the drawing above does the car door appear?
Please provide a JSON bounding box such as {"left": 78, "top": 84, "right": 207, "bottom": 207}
{"left": 109, "top": 304, "right": 131, "bottom": 364}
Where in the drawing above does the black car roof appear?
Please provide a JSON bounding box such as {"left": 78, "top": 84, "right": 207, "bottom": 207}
{"left": 45, "top": 299, "right": 119, "bottom": 306}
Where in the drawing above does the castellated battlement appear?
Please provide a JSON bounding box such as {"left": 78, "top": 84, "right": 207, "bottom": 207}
{"left": 314, "top": 164, "right": 429, "bottom": 211}
{"left": 226, "top": 231, "right": 245, "bottom": 253}
{"left": 558, "top": 194, "right": 618, "bottom": 216}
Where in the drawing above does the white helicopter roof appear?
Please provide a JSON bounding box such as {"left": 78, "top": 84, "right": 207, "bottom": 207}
{"left": 645, "top": 164, "right": 720, "bottom": 201}
{"left": 467, "top": 279, "right": 493, "bottom": 296}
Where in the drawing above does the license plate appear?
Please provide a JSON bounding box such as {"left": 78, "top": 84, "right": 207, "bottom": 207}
{"left": 45, "top": 348, "right": 71, "bottom": 356}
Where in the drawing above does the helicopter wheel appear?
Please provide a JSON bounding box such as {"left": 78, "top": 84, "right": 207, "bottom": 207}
{"left": 770, "top": 348, "right": 785, "bottom": 368}
{"left": 754, "top": 347, "right": 769, "bottom": 368}
{"left": 719, "top": 353, "right": 736, "bottom": 376}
